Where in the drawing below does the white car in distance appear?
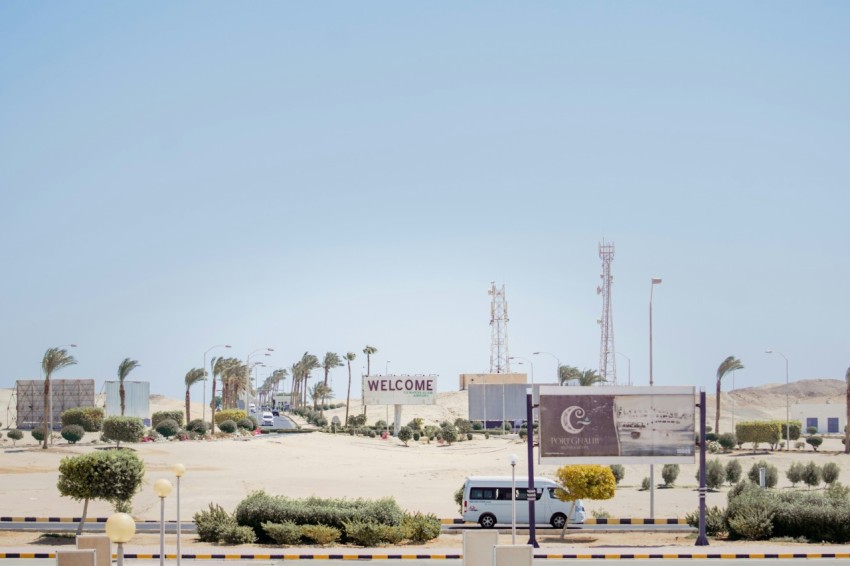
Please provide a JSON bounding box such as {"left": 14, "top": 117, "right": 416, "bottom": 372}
{"left": 261, "top": 411, "right": 274, "bottom": 427}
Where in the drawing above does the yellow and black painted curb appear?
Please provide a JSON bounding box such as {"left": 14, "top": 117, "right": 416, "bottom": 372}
{"left": 2, "top": 552, "right": 850, "bottom": 560}
{"left": 6, "top": 517, "right": 688, "bottom": 525}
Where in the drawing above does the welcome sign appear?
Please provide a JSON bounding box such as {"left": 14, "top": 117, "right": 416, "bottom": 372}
{"left": 362, "top": 375, "right": 437, "bottom": 406}
{"left": 538, "top": 385, "right": 696, "bottom": 464}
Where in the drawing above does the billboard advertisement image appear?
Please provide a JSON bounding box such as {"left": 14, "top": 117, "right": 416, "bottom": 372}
{"left": 538, "top": 385, "right": 696, "bottom": 464}
{"left": 363, "top": 375, "right": 437, "bottom": 406}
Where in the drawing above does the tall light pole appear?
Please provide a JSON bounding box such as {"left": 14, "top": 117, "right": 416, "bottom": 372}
{"left": 765, "top": 350, "right": 790, "bottom": 450}
{"left": 616, "top": 352, "right": 631, "bottom": 386}
{"left": 245, "top": 348, "right": 274, "bottom": 410}
{"left": 509, "top": 453, "right": 518, "bottom": 544}
{"left": 532, "top": 351, "right": 560, "bottom": 384}
{"left": 153, "top": 479, "right": 172, "bottom": 566}
{"left": 49, "top": 343, "right": 78, "bottom": 445}
{"left": 648, "top": 277, "right": 661, "bottom": 519}
{"left": 509, "top": 356, "right": 534, "bottom": 386}
{"left": 203, "top": 345, "right": 231, "bottom": 426}
{"left": 172, "top": 464, "right": 185, "bottom": 566}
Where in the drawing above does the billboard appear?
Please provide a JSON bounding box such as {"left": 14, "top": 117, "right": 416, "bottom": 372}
{"left": 362, "top": 375, "right": 437, "bottom": 406}
{"left": 538, "top": 385, "right": 696, "bottom": 464}
{"left": 105, "top": 381, "right": 151, "bottom": 425}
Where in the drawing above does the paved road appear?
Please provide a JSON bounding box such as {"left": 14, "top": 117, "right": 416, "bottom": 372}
{"left": 1, "top": 559, "right": 846, "bottom": 565}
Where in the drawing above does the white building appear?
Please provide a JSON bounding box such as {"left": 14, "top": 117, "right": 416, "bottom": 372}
{"left": 791, "top": 402, "right": 847, "bottom": 434}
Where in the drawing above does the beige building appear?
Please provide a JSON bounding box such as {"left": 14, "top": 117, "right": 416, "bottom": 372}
{"left": 459, "top": 372, "right": 527, "bottom": 390}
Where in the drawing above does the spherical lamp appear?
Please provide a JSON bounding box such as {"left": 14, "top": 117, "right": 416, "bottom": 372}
{"left": 153, "top": 478, "right": 173, "bottom": 498}
{"left": 105, "top": 512, "right": 135, "bottom": 566}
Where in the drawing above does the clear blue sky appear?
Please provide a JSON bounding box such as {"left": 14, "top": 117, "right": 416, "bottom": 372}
{"left": 2, "top": 3, "right": 848, "bottom": 402}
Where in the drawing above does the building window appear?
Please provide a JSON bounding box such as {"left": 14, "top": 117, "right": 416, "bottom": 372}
{"left": 806, "top": 417, "right": 819, "bottom": 432}
{"left": 828, "top": 418, "right": 839, "bottom": 434}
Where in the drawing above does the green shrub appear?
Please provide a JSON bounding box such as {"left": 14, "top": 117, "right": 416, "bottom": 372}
{"left": 368, "top": 429, "right": 376, "bottom": 438}
{"left": 454, "top": 418, "right": 472, "bottom": 434}
{"left": 779, "top": 421, "right": 801, "bottom": 441}
{"left": 718, "top": 433, "right": 737, "bottom": 451}
{"left": 725, "top": 483, "right": 776, "bottom": 540}
{"left": 402, "top": 512, "right": 441, "bottom": 543}
{"left": 152, "top": 410, "right": 184, "bottom": 428}
{"left": 641, "top": 477, "right": 650, "bottom": 491}
{"left": 61, "top": 425, "right": 85, "bottom": 444}
{"left": 806, "top": 426, "right": 818, "bottom": 435}
{"left": 725, "top": 460, "right": 742, "bottom": 485}
{"left": 215, "top": 409, "right": 247, "bottom": 425}
{"left": 31, "top": 428, "right": 46, "bottom": 441}
{"left": 705, "top": 460, "right": 725, "bottom": 490}
{"left": 822, "top": 462, "right": 840, "bottom": 485}
{"left": 736, "top": 421, "right": 782, "bottom": 450}
{"left": 786, "top": 462, "right": 805, "bottom": 486}
{"left": 61, "top": 407, "right": 104, "bottom": 432}
{"left": 102, "top": 416, "right": 145, "bottom": 444}
{"left": 237, "top": 418, "right": 255, "bottom": 430}
{"left": 300, "top": 524, "right": 341, "bottom": 545}
{"left": 220, "top": 525, "right": 258, "bottom": 545}
{"left": 685, "top": 505, "right": 726, "bottom": 536}
{"left": 262, "top": 521, "right": 302, "bottom": 545}
{"left": 186, "top": 419, "right": 209, "bottom": 434}
{"left": 747, "top": 461, "right": 778, "bottom": 488}
{"left": 343, "top": 520, "right": 405, "bottom": 546}
{"left": 57, "top": 449, "right": 145, "bottom": 521}
{"left": 661, "top": 464, "right": 680, "bottom": 486}
{"left": 219, "top": 420, "right": 237, "bottom": 434}
{"left": 233, "top": 490, "right": 405, "bottom": 542}
{"left": 194, "top": 503, "right": 236, "bottom": 542}
{"left": 397, "top": 426, "right": 413, "bottom": 446}
{"left": 412, "top": 432, "right": 420, "bottom": 442}
{"left": 7, "top": 429, "right": 23, "bottom": 445}
{"left": 454, "top": 485, "right": 464, "bottom": 515}
{"left": 155, "top": 419, "right": 180, "bottom": 438}
{"left": 609, "top": 464, "right": 625, "bottom": 485}
{"left": 705, "top": 432, "right": 718, "bottom": 442}
{"left": 806, "top": 437, "right": 823, "bottom": 451}
{"left": 472, "top": 421, "right": 483, "bottom": 430}
{"left": 771, "top": 489, "right": 850, "bottom": 542}
{"left": 802, "top": 461, "right": 822, "bottom": 488}
{"left": 440, "top": 424, "right": 458, "bottom": 445}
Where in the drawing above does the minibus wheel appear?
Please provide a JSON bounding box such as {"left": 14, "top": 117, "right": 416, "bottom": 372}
{"left": 550, "top": 513, "right": 567, "bottom": 529}
{"left": 478, "top": 513, "right": 497, "bottom": 528}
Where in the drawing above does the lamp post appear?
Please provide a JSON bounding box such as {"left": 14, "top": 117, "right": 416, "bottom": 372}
{"left": 203, "top": 345, "right": 231, "bottom": 426}
{"left": 649, "top": 277, "right": 662, "bottom": 519}
{"left": 245, "top": 348, "right": 274, "bottom": 411}
{"left": 532, "top": 352, "right": 560, "bottom": 384}
{"left": 153, "top": 479, "right": 172, "bottom": 566}
{"left": 509, "top": 356, "right": 534, "bottom": 386}
{"left": 509, "top": 453, "right": 518, "bottom": 544}
{"left": 49, "top": 343, "right": 78, "bottom": 445}
{"left": 172, "top": 464, "right": 185, "bottom": 566}
{"left": 105, "top": 513, "right": 135, "bottom": 566}
{"left": 765, "top": 350, "right": 790, "bottom": 450}
{"left": 616, "top": 352, "right": 631, "bottom": 386}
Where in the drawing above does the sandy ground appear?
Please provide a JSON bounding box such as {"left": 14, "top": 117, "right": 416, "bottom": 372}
{"left": 1, "top": 381, "right": 848, "bottom": 529}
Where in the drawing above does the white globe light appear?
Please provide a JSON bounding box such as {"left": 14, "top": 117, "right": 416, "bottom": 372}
{"left": 153, "top": 478, "right": 173, "bottom": 498}
{"left": 172, "top": 463, "right": 186, "bottom": 477}
{"left": 105, "top": 512, "right": 136, "bottom": 543}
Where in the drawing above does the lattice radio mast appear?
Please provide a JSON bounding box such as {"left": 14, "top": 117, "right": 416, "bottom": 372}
{"left": 598, "top": 241, "right": 617, "bottom": 384}
{"left": 488, "top": 282, "right": 510, "bottom": 373}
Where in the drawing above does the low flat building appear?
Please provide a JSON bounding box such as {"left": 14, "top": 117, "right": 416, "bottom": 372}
{"left": 791, "top": 402, "right": 847, "bottom": 434}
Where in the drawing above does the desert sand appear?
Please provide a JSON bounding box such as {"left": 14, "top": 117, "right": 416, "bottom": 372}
{"left": 1, "top": 381, "right": 848, "bottom": 526}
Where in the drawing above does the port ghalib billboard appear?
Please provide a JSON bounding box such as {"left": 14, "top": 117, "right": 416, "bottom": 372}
{"left": 538, "top": 385, "right": 696, "bottom": 464}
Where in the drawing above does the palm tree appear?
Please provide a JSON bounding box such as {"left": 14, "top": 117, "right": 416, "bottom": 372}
{"left": 321, "top": 352, "right": 343, "bottom": 389}
{"left": 311, "top": 382, "right": 333, "bottom": 412}
{"left": 363, "top": 345, "right": 378, "bottom": 376}
{"left": 558, "top": 365, "right": 582, "bottom": 385}
{"left": 295, "top": 352, "right": 320, "bottom": 407}
{"left": 41, "top": 347, "right": 77, "bottom": 449}
{"left": 715, "top": 356, "right": 744, "bottom": 434}
{"left": 576, "top": 368, "right": 606, "bottom": 387}
{"left": 184, "top": 368, "right": 205, "bottom": 424}
{"left": 117, "top": 358, "right": 140, "bottom": 416}
{"left": 344, "top": 352, "right": 356, "bottom": 426}
{"left": 844, "top": 368, "right": 850, "bottom": 454}
{"left": 209, "top": 356, "right": 235, "bottom": 432}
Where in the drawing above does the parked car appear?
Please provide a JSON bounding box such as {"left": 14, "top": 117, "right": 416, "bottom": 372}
{"left": 261, "top": 411, "right": 274, "bottom": 426}
{"left": 461, "top": 476, "right": 585, "bottom": 528}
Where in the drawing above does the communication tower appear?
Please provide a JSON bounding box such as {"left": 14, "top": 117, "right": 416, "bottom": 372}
{"left": 488, "top": 282, "right": 511, "bottom": 373}
{"left": 597, "top": 241, "right": 617, "bottom": 384}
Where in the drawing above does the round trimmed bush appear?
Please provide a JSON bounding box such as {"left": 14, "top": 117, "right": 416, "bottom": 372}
{"left": 237, "top": 418, "right": 255, "bottom": 430}
{"left": 747, "top": 460, "right": 779, "bottom": 488}
{"left": 61, "top": 407, "right": 105, "bottom": 432}
{"left": 186, "top": 419, "right": 209, "bottom": 434}
{"left": 7, "top": 429, "right": 23, "bottom": 445}
{"left": 31, "top": 428, "right": 46, "bottom": 441}
{"left": 155, "top": 418, "right": 180, "bottom": 438}
{"left": 609, "top": 464, "right": 625, "bottom": 484}
{"left": 61, "top": 424, "right": 85, "bottom": 444}
{"left": 822, "top": 461, "right": 840, "bottom": 485}
{"left": 219, "top": 420, "right": 237, "bottom": 434}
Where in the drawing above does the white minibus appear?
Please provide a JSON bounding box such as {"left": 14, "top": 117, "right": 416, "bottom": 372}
{"left": 461, "top": 476, "right": 585, "bottom": 529}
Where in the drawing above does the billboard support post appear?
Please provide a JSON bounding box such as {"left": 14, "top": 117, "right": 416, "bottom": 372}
{"left": 696, "top": 388, "right": 709, "bottom": 546}
{"left": 525, "top": 392, "right": 539, "bottom": 548}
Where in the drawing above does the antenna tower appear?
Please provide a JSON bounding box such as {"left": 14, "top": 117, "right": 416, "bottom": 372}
{"left": 597, "top": 241, "right": 617, "bottom": 384}
{"left": 488, "top": 282, "right": 510, "bottom": 373}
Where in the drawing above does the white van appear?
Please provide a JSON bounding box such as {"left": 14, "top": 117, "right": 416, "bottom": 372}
{"left": 461, "top": 476, "right": 585, "bottom": 529}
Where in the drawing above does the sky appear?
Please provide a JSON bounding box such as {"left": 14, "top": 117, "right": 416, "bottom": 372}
{"left": 1, "top": 2, "right": 848, "bottom": 404}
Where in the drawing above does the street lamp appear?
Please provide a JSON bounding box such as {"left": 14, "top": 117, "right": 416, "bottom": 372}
{"left": 649, "top": 277, "right": 661, "bottom": 519}
{"left": 245, "top": 348, "right": 274, "bottom": 411}
{"left": 172, "top": 464, "right": 185, "bottom": 566}
{"left": 153, "top": 479, "right": 172, "bottom": 566}
{"left": 616, "top": 352, "right": 631, "bottom": 386}
{"left": 509, "top": 356, "right": 534, "bottom": 386}
{"left": 49, "top": 344, "right": 78, "bottom": 445}
{"left": 203, "top": 345, "right": 231, "bottom": 426}
{"left": 765, "top": 350, "right": 790, "bottom": 451}
{"left": 105, "top": 512, "right": 135, "bottom": 566}
{"left": 532, "top": 352, "right": 560, "bottom": 384}
{"left": 509, "top": 453, "right": 519, "bottom": 544}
